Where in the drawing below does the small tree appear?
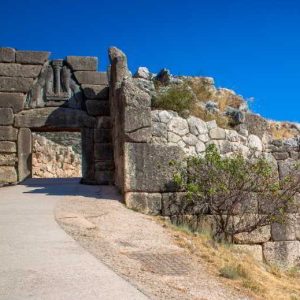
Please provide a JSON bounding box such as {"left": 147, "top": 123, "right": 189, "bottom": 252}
{"left": 173, "top": 145, "right": 300, "bottom": 242}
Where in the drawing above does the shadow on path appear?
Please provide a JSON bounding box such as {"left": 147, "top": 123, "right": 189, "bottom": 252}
{"left": 21, "top": 178, "right": 121, "bottom": 200}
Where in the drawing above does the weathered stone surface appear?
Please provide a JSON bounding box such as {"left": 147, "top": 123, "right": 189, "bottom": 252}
{"left": 0, "top": 63, "right": 42, "bottom": 78}
{"left": 0, "top": 166, "right": 17, "bottom": 183}
{"left": 133, "top": 67, "right": 151, "bottom": 80}
{"left": 187, "top": 116, "right": 207, "bottom": 135}
{"left": 66, "top": 56, "right": 98, "bottom": 71}
{"left": 0, "top": 126, "right": 18, "bottom": 141}
{"left": 161, "top": 192, "right": 187, "bottom": 216}
{"left": 0, "top": 77, "right": 34, "bottom": 92}
{"left": 81, "top": 128, "right": 95, "bottom": 184}
{"left": 74, "top": 71, "right": 108, "bottom": 85}
{"left": 195, "top": 141, "right": 205, "bottom": 153}
{"left": 209, "top": 127, "right": 226, "bottom": 140}
{"left": 168, "top": 132, "right": 181, "bottom": 143}
{"left": 248, "top": 134, "right": 263, "bottom": 151}
{"left": 14, "top": 107, "right": 96, "bottom": 128}
{"left": 81, "top": 84, "right": 109, "bottom": 100}
{"left": 125, "top": 192, "right": 162, "bottom": 215}
{"left": 0, "top": 93, "right": 24, "bottom": 113}
{"left": 234, "top": 224, "right": 271, "bottom": 244}
{"left": 124, "top": 143, "right": 185, "bottom": 192}
{"left": 159, "top": 110, "right": 177, "bottom": 124}
{"left": 18, "top": 128, "right": 31, "bottom": 181}
{"left": 0, "top": 48, "right": 15, "bottom": 63}
{"left": 278, "top": 158, "right": 298, "bottom": 179}
{"left": 95, "top": 170, "right": 114, "bottom": 185}
{"left": 271, "top": 215, "right": 297, "bottom": 241}
{"left": 245, "top": 113, "right": 268, "bottom": 139}
{"left": 233, "top": 245, "right": 263, "bottom": 262}
{"left": 168, "top": 117, "right": 189, "bottom": 136}
{"left": 0, "top": 153, "right": 17, "bottom": 166}
{"left": 94, "top": 143, "right": 113, "bottom": 161}
{"left": 86, "top": 100, "right": 110, "bottom": 116}
{"left": 152, "top": 122, "right": 167, "bottom": 140}
{"left": 0, "top": 108, "right": 14, "bottom": 125}
{"left": 263, "top": 241, "right": 300, "bottom": 268}
{"left": 183, "top": 133, "right": 198, "bottom": 146}
{"left": 0, "top": 141, "right": 16, "bottom": 153}
{"left": 94, "top": 129, "right": 112, "bottom": 143}
{"left": 272, "top": 152, "right": 290, "bottom": 160}
{"left": 16, "top": 50, "right": 50, "bottom": 65}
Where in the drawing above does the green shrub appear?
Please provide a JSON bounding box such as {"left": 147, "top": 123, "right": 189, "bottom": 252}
{"left": 152, "top": 84, "right": 195, "bottom": 115}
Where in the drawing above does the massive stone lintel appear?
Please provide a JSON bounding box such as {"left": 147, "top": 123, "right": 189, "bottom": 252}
{"left": 14, "top": 107, "right": 96, "bottom": 129}
{"left": 16, "top": 50, "right": 50, "bottom": 65}
{"left": 0, "top": 63, "right": 42, "bottom": 78}
{"left": 66, "top": 56, "right": 98, "bottom": 71}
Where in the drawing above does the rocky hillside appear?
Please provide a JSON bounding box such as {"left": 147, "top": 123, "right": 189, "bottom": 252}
{"left": 133, "top": 67, "right": 300, "bottom": 142}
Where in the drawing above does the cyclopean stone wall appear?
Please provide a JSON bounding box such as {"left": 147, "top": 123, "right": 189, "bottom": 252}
{"left": 0, "top": 47, "right": 113, "bottom": 185}
{"left": 108, "top": 47, "right": 300, "bottom": 268}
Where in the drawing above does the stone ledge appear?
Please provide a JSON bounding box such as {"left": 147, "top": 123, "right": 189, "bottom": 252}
{"left": 0, "top": 48, "right": 15, "bottom": 63}
{"left": 16, "top": 50, "right": 50, "bottom": 65}
{"left": 66, "top": 56, "right": 98, "bottom": 71}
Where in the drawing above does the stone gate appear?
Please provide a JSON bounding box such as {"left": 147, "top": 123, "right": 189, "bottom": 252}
{"left": 0, "top": 48, "right": 113, "bottom": 185}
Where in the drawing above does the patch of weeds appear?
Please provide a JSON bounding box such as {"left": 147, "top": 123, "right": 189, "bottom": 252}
{"left": 174, "top": 224, "right": 194, "bottom": 235}
{"left": 152, "top": 84, "right": 195, "bottom": 115}
{"left": 219, "top": 264, "right": 248, "bottom": 280}
{"left": 286, "top": 266, "right": 300, "bottom": 278}
{"left": 242, "top": 279, "right": 265, "bottom": 294}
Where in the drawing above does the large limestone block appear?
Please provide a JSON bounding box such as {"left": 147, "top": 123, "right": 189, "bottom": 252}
{"left": 161, "top": 192, "right": 188, "bottom": 216}
{"left": 187, "top": 116, "right": 207, "bottom": 135}
{"left": 0, "top": 93, "right": 24, "bottom": 113}
{"left": 0, "top": 153, "right": 17, "bottom": 166}
{"left": 66, "top": 56, "right": 98, "bottom": 71}
{"left": 234, "top": 225, "right": 271, "bottom": 244}
{"left": 0, "top": 126, "right": 18, "bottom": 141}
{"left": 278, "top": 158, "right": 298, "bottom": 180}
{"left": 248, "top": 134, "right": 263, "bottom": 151}
{"left": 0, "top": 77, "right": 34, "bottom": 92}
{"left": 271, "top": 215, "right": 297, "bottom": 241}
{"left": 0, "top": 48, "right": 15, "bottom": 63}
{"left": 233, "top": 244, "right": 263, "bottom": 262}
{"left": 168, "top": 117, "right": 189, "bottom": 136}
{"left": 0, "top": 141, "right": 16, "bottom": 153}
{"left": 81, "top": 128, "right": 95, "bottom": 184}
{"left": 14, "top": 107, "right": 96, "bottom": 129}
{"left": 209, "top": 127, "right": 226, "bottom": 140}
{"left": 0, "top": 108, "right": 14, "bottom": 125}
{"left": 74, "top": 71, "right": 108, "bottom": 85}
{"left": 81, "top": 84, "right": 109, "bottom": 100}
{"left": 124, "top": 143, "right": 186, "bottom": 192}
{"left": 16, "top": 50, "right": 50, "bottom": 65}
{"left": 86, "top": 100, "right": 110, "bottom": 116}
{"left": 0, "top": 63, "right": 42, "bottom": 78}
{"left": 18, "top": 128, "right": 31, "bottom": 181}
{"left": 0, "top": 166, "right": 17, "bottom": 183}
{"left": 263, "top": 241, "right": 300, "bottom": 268}
{"left": 125, "top": 192, "right": 162, "bottom": 215}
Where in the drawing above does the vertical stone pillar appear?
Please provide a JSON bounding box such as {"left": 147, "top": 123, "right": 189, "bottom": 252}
{"left": 52, "top": 60, "right": 63, "bottom": 95}
{"left": 81, "top": 127, "right": 95, "bottom": 184}
{"left": 17, "top": 128, "right": 32, "bottom": 181}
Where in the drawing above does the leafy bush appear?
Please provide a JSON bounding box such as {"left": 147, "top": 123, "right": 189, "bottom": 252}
{"left": 152, "top": 84, "right": 195, "bottom": 115}
{"left": 173, "top": 145, "right": 300, "bottom": 242}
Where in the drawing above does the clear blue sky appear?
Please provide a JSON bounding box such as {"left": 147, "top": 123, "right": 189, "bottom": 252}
{"left": 0, "top": 0, "right": 299, "bottom": 122}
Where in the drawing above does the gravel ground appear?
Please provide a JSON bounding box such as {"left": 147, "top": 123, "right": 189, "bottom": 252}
{"left": 55, "top": 185, "right": 251, "bottom": 300}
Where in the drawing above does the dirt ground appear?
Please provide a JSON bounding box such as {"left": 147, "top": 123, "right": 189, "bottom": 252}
{"left": 55, "top": 186, "right": 251, "bottom": 300}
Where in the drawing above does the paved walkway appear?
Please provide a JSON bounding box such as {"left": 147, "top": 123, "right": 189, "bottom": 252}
{"left": 0, "top": 178, "right": 148, "bottom": 300}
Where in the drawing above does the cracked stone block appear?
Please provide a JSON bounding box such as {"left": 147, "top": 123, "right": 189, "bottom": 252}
{"left": 125, "top": 192, "right": 162, "bottom": 215}
{"left": 0, "top": 126, "right": 18, "bottom": 141}
{"left": 16, "top": 50, "right": 50, "bottom": 65}
{"left": 0, "top": 108, "right": 14, "bottom": 125}
{"left": 0, "top": 93, "right": 24, "bottom": 113}
{"left": 0, "top": 48, "right": 15, "bottom": 63}
{"left": 0, "top": 166, "right": 17, "bottom": 183}
{"left": 263, "top": 241, "right": 300, "bottom": 268}
{"left": 66, "top": 56, "right": 98, "bottom": 71}
{"left": 0, "top": 77, "right": 34, "bottom": 93}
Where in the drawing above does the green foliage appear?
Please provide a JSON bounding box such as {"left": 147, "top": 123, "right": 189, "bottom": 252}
{"left": 173, "top": 144, "right": 300, "bottom": 242}
{"left": 219, "top": 264, "right": 248, "bottom": 280}
{"left": 152, "top": 84, "right": 195, "bottom": 115}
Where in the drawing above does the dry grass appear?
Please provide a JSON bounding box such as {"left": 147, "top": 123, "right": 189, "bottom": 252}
{"left": 268, "top": 122, "right": 299, "bottom": 140}
{"left": 160, "top": 218, "right": 300, "bottom": 300}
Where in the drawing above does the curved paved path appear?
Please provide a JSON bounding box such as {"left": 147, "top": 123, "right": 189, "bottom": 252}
{"left": 0, "top": 178, "right": 148, "bottom": 300}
